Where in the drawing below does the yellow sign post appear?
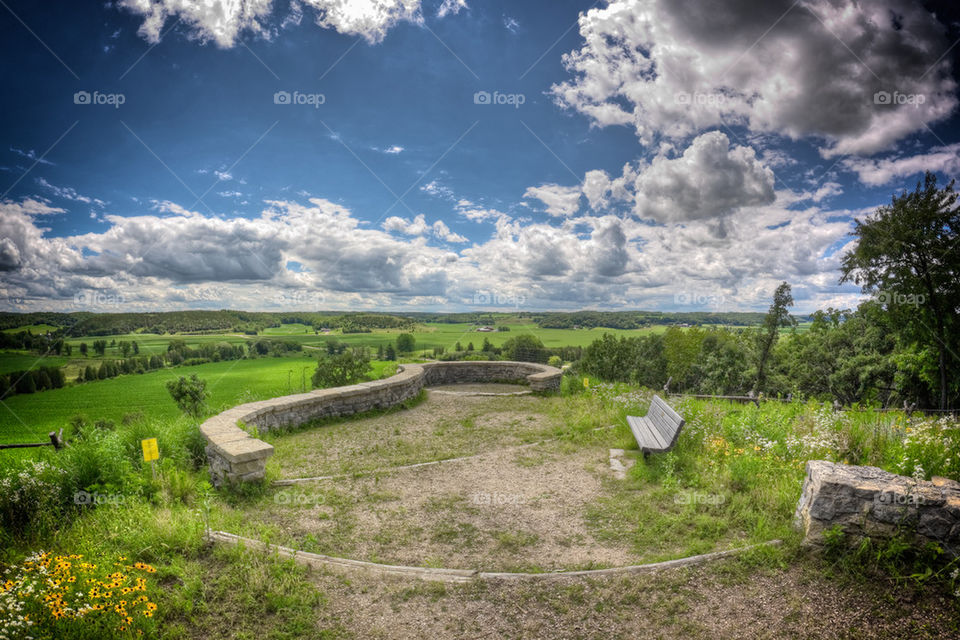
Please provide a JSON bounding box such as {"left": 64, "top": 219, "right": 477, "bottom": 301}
{"left": 583, "top": 377, "right": 590, "bottom": 388}
{"left": 141, "top": 438, "right": 159, "bottom": 461}
{"left": 141, "top": 438, "right": 159, "bottom": 478}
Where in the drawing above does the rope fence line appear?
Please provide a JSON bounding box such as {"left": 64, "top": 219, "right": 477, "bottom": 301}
{"left": 206, "top": 530, "right": 782, "bottom": 583}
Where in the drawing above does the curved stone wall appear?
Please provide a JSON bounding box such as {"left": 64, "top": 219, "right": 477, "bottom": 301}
{"left": 200, "top": 360, "right": 562, "bottom": 486}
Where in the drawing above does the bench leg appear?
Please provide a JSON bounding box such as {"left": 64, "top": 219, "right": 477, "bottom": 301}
{"left": 642, "top": 450, "right": 650, "bottom": 461}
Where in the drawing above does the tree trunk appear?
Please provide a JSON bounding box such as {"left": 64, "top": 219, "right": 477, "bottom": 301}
{"left": 939, "top": 340, "right": 948, "bottom": 411}
{"left": 934, "top": 312, "right": 948, "bottom": 411}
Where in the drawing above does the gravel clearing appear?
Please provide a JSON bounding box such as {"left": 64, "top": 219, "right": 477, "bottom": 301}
{"left": 311, "top": 560, "right": 960, "bottom": 639}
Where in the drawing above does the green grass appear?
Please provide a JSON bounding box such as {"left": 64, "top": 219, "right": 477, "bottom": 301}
{"left": 52, "top": 321, "right": 665, "bottom": 355}
{"left": 0, "top": 321, "right": 686, "bottom": 389}
{"left": 1, "top": 324, "right": 60, "bottom": 334}
{"left": 0, "top": 357, "right": 397, "bottom": 444}
{"left": 0, "top": 350, "right": 70, "bottom": 374}
{"left": 261, "top": 394, "right": 556, "bottom": 479}
{"left": 261, "top": 323, "right": 315, "bottom": 335}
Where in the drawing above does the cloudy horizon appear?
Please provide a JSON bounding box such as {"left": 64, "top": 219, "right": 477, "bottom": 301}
{"left": 2, "top": 0, "right": 959, "bottom": 314}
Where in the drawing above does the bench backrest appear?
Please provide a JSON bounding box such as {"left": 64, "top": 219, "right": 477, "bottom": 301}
{"left": 648, "top": 395, "right": 685, "bottom": 448}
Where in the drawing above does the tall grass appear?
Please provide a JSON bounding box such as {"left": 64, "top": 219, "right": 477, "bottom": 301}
{"left": 556, "top": 377, "right": 960, "bottom": 566}
{"left": 0, "top": 412, "right": 206, "bottom": 545}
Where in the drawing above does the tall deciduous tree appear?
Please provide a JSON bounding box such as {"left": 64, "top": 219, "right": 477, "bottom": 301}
{"left": 166, "top": 374, "right": 209, "bottom": 420}
{"left": 396, "top": 333, "right": 416, "bottom": 353}
{"left": 841, "top": 172, "right": 960, "bottom": 409}
{"left": 754, "top": 282, "right": 795, "bottom": 394}
{"left": 312, "top": 350, "right": 371, "bottom": 388}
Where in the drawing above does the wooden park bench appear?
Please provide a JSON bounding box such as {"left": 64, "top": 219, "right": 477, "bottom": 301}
{"left": 626, "top": 395, "right": 686, "bottom": 456}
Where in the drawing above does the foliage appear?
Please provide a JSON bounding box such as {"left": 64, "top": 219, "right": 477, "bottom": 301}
{"left": 841, "top": 171, "right": 960, "bottom": 409}
{"left": 499, "top": 334, "right": 548, "bottom": 363}
{"left": 311, "top": 349, "right": 371, "bottom": 388}
{"left": 0, "top": 461, "right": 71, "bottom": 542}
{"left": 530, "top": 310, "right": 769, "bottom": 329}
{"left": 396, "top": 333, "right": 416, "bottom": 353}
{"left": 165, "top": 375, "right": 209, "bottom": 420}
{"left": 578, "top": 285, "right": 946, "bottom": 408}
{"left": 822, "top": 526, "right": 960, "bottom": 596}
{"left": 0, "top": 366, "right": 66, "bottom": 398}
{"left": 0, "top": 412, "right": 207, "bottom": 543}
{"left": 753, "top": 282, "right": 795, "bottom": 393}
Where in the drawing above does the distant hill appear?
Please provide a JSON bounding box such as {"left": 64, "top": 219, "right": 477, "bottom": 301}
{"left": 0, "top": 309, "right": 804, "bottom": 336}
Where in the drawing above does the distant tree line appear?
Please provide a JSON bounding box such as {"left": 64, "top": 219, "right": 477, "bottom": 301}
{"left": 531, "top": 310, "right": 773, "bottom": 330}
{"left": 0, "top": 309, "right": 784, "bottom": 339}
{"left": 0, "top": 330, "right": 71, "bottom": 355}
{"left": 433, "top": 334, "right": 581, "bottom": 364}
{"left": 575, "top": 300, "right": 952, "bottom": 408}
{"left": 0, "top": 366, "right": 66, "bottom": 397}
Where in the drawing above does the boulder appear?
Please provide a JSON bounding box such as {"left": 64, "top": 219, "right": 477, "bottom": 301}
{"left": 794, "top": 460, "right": 960, "bottom": 557}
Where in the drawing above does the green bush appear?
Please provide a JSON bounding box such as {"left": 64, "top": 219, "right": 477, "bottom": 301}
{"left": 312, "top": 349, "right": 371, "bottom": 388}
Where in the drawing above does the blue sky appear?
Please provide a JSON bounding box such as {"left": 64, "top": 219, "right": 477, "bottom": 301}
{"left": 1, "top": 0, "right": 959, "bottom": 313}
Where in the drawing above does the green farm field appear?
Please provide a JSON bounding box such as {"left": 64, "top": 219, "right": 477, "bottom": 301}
{"left": 0, "top": 351, "right": 70, "bottom": 374}
{"left": 0, "top": 356, "right": 397, "bottom": 444}
{"left": 0, "top": 320, "right": 713, "bottom": 446}
{"left": 44, "top": 321, "right": 669, "bottom": 357}
{"left": 1, "top": 324, "right": 60, "bottom": 334}
{"left": 258, "top": 320, "right": 667, "bottom": 351}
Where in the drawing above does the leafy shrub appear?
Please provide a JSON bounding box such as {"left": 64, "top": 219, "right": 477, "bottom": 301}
{"left": 396, "top": 333, "right": 416, "bottom": 353}
{"left": 312, "top": 349, "right": 371, "bottom": 388}
{"left": 165, "top": 375, "right": 209, "bottom": 419}
{"left": 500, "top": 334, "right": 547, "bottom": 363}
{"left": 0, "top": 413, "right": 208, "bottom": 542}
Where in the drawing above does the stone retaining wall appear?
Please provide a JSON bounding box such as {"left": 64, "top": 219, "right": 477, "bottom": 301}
{"left": 199, "top": 360, "right": 562, "bottom": 487}
{"left": 794, "top": 460, "right": 960, "bottom": 557}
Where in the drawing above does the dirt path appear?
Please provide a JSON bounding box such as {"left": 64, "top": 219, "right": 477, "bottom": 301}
{"left": 311, "top": 559, "right": 960, "bottom": 639}
{"left": 269, "top": 440, "right": 637, "bottom": 571}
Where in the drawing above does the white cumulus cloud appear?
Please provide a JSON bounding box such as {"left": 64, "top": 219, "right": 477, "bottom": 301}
{"left": 118, "top": 0, "right": 430, "bottom": 47}
{"left": 551, "top": 0, "right": 957, "bottom": 157}
{"left": 842, "top": 143, "right": 960, "bottom": 186}
{"left": 523, "top": 184, "right": 582, "bottom": 217}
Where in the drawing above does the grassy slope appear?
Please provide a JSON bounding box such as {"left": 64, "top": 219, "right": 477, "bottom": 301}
{"left": 0, "top": 357, "right": 396, "bottom": 444}
{"left": 0, "top": 351, "right": 70, "bottom": 374}
{"left": 1, "top": 324, "right": 60, "bottom": 334}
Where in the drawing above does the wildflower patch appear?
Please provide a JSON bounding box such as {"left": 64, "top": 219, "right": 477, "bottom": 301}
{"left": 0, "top": 551, "right": 158, "bottom": 638}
